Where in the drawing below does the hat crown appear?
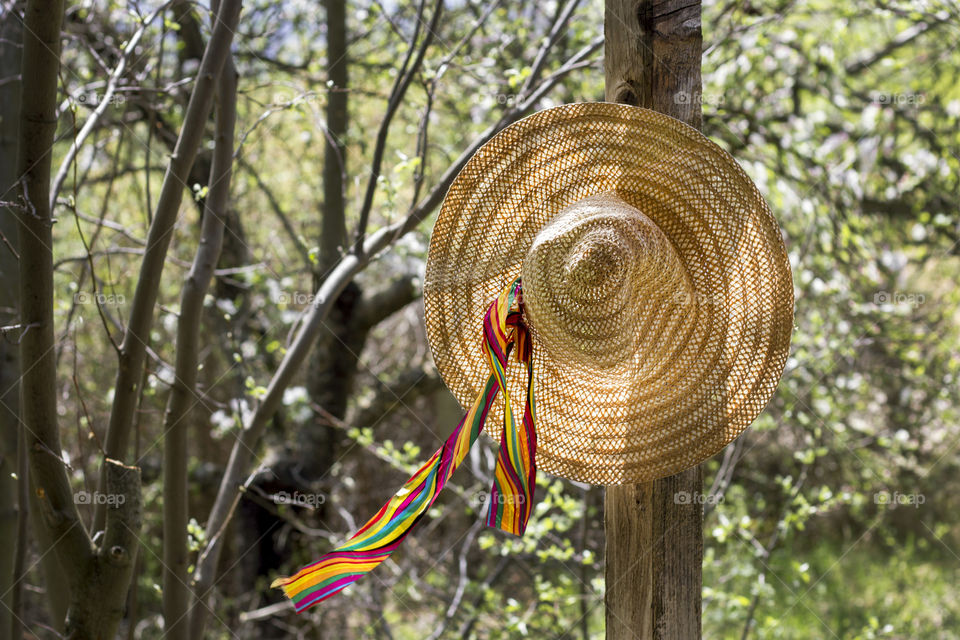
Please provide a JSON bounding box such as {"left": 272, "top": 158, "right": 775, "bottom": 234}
{"left": 522, "top": 191, "right": 694, "bottom": 374}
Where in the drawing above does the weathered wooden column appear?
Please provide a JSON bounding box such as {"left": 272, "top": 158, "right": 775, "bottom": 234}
{"left": 603, "top": 2, "right": 704, "bottom": 639}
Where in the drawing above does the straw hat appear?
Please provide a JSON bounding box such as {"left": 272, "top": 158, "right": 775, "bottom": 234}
{"left": 423, "top": 102, "right": 793, "bottom": 485}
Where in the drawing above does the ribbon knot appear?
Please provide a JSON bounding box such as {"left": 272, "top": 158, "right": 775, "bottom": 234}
{"left": 272, "top": 278, "right": 537, "bottom": 612}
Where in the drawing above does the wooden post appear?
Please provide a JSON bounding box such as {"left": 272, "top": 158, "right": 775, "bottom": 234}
{"left": 603, "top": 2, "right": 704, "bottom": 639}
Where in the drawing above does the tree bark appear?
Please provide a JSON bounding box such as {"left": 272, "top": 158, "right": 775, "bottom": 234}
{"left": 0, "top": 5, "right": 24, "bottom": 636}
{"left": 63, "top": 460, "right": 143, "bottom": 639}
{"left": 320, "top": 0, "right": 348, "bottom": 269}
{"left": 603, "top": 1, "right": 704, "bottom": 639}
{"left": 15, "top": 0, "right": 90, "bottom": 590}
{"left": 15, "top": 3, "right": 147, "bottom": 637}
{"left": 304, "top": 0, "right": 355, "bottom": 465}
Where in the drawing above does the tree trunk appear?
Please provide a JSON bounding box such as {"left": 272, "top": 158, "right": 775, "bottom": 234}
{"left": 305, "top": 0, "right": 354, "bottom": 475}
{"left": 63, "top": 461, "right": 143, "bottom": 640}
{"left": 15, "top": 3, "right": 146, "bottom": 638}
{"left": 0, "top": 5, "right": 24, "bottom": 636}
{"left": 603, "top": 1, "right": 704, "bottom": 639}
{"left": 320, "top": 0, "right": 348, "bottom": 270}
{"left": 13, "top": 0, "right": 87, "bottom": 633}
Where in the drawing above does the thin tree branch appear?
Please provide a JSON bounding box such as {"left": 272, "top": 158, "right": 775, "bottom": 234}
{"left": 319, "top": 0, "right": 349, "bottom": 271}
{"left": 162, "top": 37, "right": 238, "bottom": 638}
{"left": 49, "top": 2, "right": 169, "bottom": 210}
{"left": 94, "top": 0, "right": 243, "bottom": 532}
{"left": 352, "top": 0, "right": 443, "bottom": 256}
{"left": 67, "top": 199, "right": 122, "bottom": 354}
{"left": 518, "top": 0, "right": 582, "bottom": 100}
{"left": 844, "top": 11, "right": 950, "bottom": 74}
{"left": 188, "top": 29, "right": 603, "bottom": 636}
{"left": 355, "top": 273, "right": 420, "bottom": 330}
{"left": 740, "top": 467, "right": 808, "bottom": 640}
{"left": 425, "top": 521, "right": 484, "bottom": 640}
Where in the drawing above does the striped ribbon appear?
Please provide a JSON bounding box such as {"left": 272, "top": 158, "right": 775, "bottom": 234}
{"left": 271, "top": 278, "right": 536, "bottom": 612}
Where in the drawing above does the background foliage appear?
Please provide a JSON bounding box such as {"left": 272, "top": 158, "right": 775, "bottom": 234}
{"left": 4, "top": 0, "right": 960, "bottom": 637}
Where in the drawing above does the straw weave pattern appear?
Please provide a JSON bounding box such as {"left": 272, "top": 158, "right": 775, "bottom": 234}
{"left": 423, "top": 103, "right": 794, "bottom": 484}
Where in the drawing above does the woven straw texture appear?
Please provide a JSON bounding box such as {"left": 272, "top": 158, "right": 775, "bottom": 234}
{"left": 423, "top": 103, "right": 794, "bottom": 485}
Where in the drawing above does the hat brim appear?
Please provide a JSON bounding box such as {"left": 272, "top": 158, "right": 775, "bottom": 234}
{"left": 424, "top": 103, "right": 794, "bottom": 485}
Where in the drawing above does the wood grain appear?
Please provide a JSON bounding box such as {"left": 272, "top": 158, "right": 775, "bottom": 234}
{"left": 604, "top": 1, "right": 704, "bottom": 638}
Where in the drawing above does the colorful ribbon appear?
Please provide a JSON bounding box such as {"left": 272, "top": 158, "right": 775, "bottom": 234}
{"left": 272, "top": 278, "right": 536, "bottom": 612}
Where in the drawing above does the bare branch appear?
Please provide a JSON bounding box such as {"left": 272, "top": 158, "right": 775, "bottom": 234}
{"left": 518, "top": 0, "right": 583, "bottom": 100}
{"left": 844, "top": 11, "right": 950, "bottom": 74}
{"left": 188, "top": 21, "right": 603, "bottom": 632}
{"left": 67, "top": 199, "right": 122, "bottom": 354}
{"left": 49, "top": 2, "right": 169, "bottom": 210}
{"left": 162, "top": 37, "right": 239, "bottom": 639}
{"left": 319, "top": 0, "right": 349, "bottom": 270}
{"left": 94, "top": 0, "right": 243, "bottom": 533}
{"left": 352, "top": 0, "right": 444, "bottom": 256}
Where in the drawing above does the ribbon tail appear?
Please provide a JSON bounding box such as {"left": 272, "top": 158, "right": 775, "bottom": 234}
{"left": 486, "top": 358, "right": 536, "bottom": 535}
{"left": 271, "top": 375, "right": 500, "bottom": 612}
